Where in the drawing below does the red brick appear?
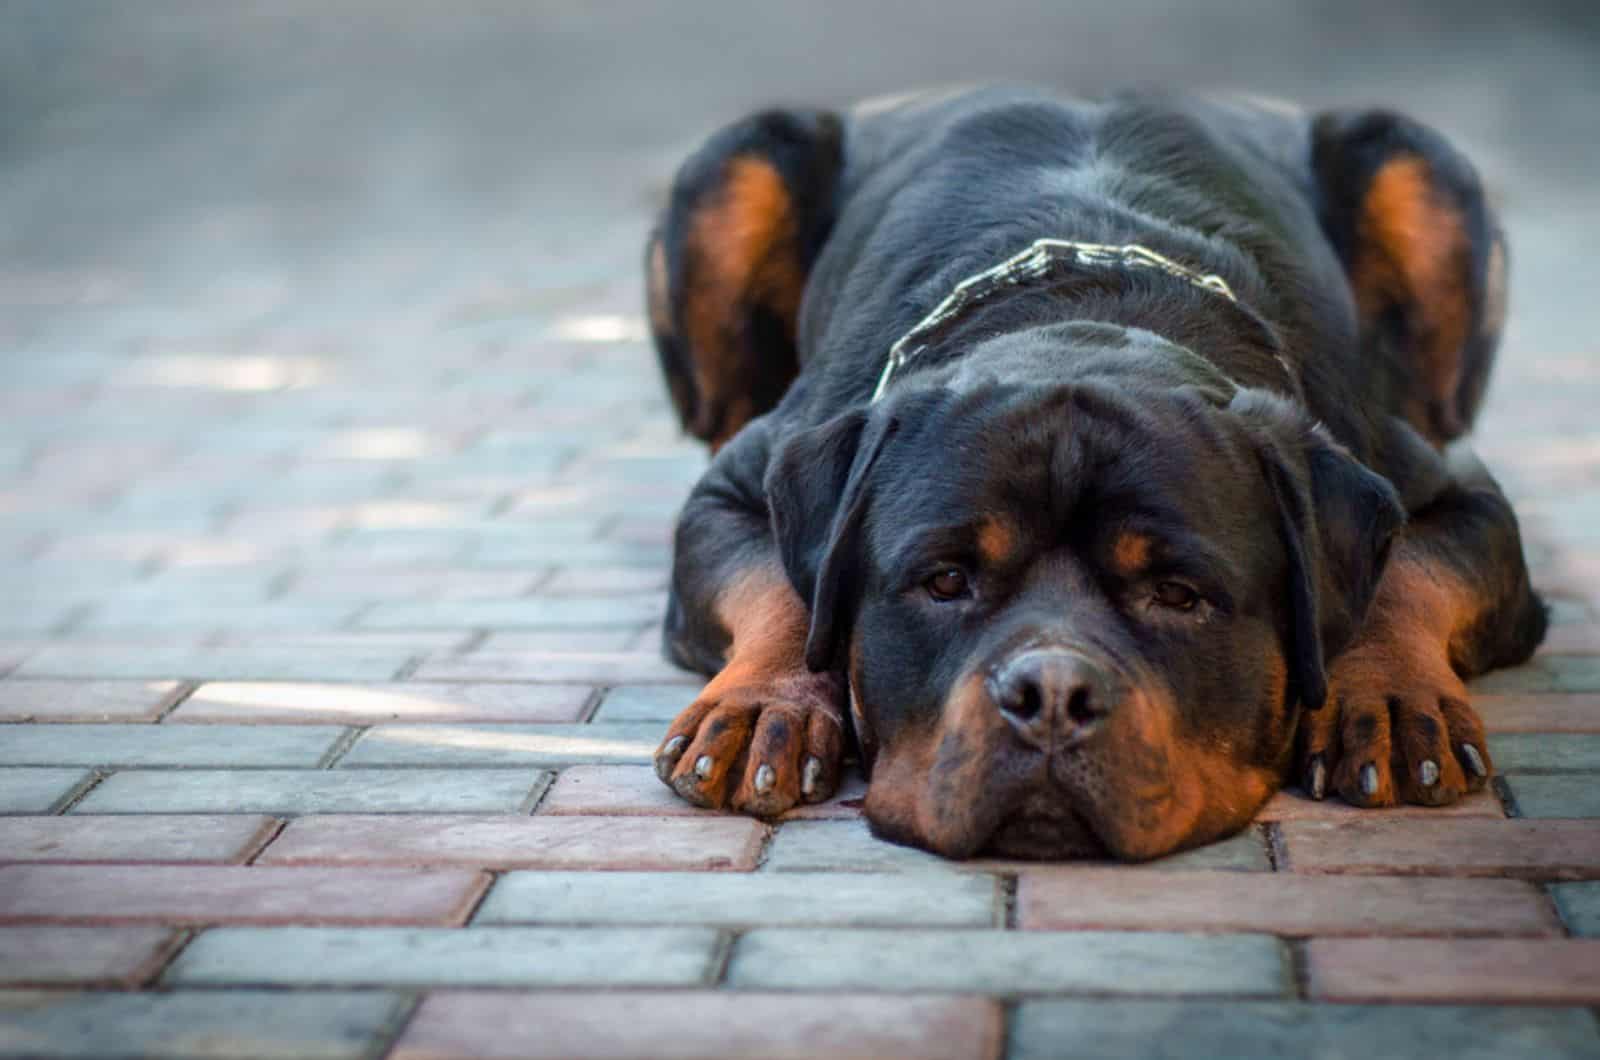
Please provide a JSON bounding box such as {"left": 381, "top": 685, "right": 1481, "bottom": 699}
{"left": 0, "top": 865, "right": 488, "bottom": 925}
{"left": 258, "top": 814, "right": 765, "bottom": 871}
{"left": 1279, "top": 819, "right": 1600, "bottom": 879}
{"left": 1257, "top": 789, "right": 1505, "bottom": 822}
{"left": 0, "top": 815, "right": 278, "bottom": 864}
{"left": 391, "top": 991, "right": 1002, "bottom": 1060}
{"left": 539, "top": 766, "right": 866, "bottom": 820}
{"left": 1476, "top": 693, "right": 1600, "bottom": 732}
{"left": 1308, "top": 938, "right": 1600, "bottom": 1004}
{"left": 1018, "top": 869, "right": 1558, "bottom": 936}
{"left": 0, "top": 680, "right": 182, "bottom": 722}
{"left": 0, "top": 926, "right": 180, "bottom": 986}
{"left": 169, "top": 681, "right": 592, "bottom": 724}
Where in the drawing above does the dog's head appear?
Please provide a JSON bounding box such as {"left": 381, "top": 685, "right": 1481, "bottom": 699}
{"left": 766, "top": 324, "right": 1403, "bottom": 859}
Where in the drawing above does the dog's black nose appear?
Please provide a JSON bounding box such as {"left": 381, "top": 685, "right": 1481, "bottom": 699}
{"left": 987, "top": 649, "right": 1112, "bottom": 749}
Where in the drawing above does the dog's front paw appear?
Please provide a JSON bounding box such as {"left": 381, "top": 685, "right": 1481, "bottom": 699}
{"left": 654, "top": 669, "right": 845, "bottom": 817}
{"left": 1299, "top": 637, "right": 1491, "bottom": 809}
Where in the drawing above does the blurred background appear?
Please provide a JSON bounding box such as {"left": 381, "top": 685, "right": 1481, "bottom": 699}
{"left": 4, "top": 1, "right": 1598, "bottom": 359}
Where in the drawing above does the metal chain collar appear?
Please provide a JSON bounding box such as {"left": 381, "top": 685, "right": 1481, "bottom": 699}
{"left": 870, "top": 238, "right": 1245, "bottom": 403}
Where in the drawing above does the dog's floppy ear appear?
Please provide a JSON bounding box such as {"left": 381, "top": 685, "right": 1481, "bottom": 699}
{"left": 765, "top": 408, "right": 896, "bottom": 672}
{"left": 1233, "top": 391, "right": 1406, "bottom": 711}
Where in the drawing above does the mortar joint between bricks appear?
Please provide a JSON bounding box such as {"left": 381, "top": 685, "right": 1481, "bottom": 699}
{"left": 51, "top": 769, "right": 109, "bottom": 814}
{"left": 152, "top": 681, "right": 200, "bottom": 723}
{"left": 1285, "top": 938, "right": 1311, "bottom": 1000}
{"left": 1493, "top": 774, "right": 1521, "bottom": 817}
{"left": 455, "top": 629, "right": 492, "bottom": 655}
{"left": 366, "top": 991, "right": 425, "bottom": 1060}
{"left": 1001, "top": 874, "right": 1019, "bottom": 929}
{"left": 318, "top": 726, "right": 366, "bottom": 768}
{"left": 707, "top": 929, "right": 738, "bottom": 987}
{"left": 1262, "top": 821, "right": 1288, "bottom": 870}
{"left": 577, "top": 685, "right": 608, "bottom": 722}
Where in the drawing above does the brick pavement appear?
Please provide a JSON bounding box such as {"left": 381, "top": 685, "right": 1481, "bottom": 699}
{"left": 3, "top": 284, "right": 1597, "bottom": 1059}
{"left": 5, "top": 11, "right": 1600, "bottom": 1058}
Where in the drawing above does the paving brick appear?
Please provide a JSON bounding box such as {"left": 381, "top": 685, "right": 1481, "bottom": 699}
{"left": 1477, "top": 693, "right": 1600, "bottom": 732}
{"left": 538, "top": 764, "right": 867, "bottom": 819}
{"left": 542, "top": 565, "right": 668, "bottom": 594}
{"left": 78, "top": 599, "right": 362, "bottom": 633}
{"left": 0, "top": 815, "right": 277, "bottom": 864}
{"left": 762, "top": 818, "right": 1268, "bottom": 873}
{"left": 75, "top": 768, "right": 547, "bottom": 815}
{"left": 166, "top": 926, "right": 719, "bottom": 988}
{"left": 1257, "top": 788, "right": 1505, "bottom": 821}
{"left": 391, "top": 992, "right": 1003, "bottom": 1060}
{"left": 16, "top": 633, "right": 466, "bottom": 680}
{"left": 413, "top": 651, "right": 699, "bottom": 684}
{"left": 1505, "top": 774, "right": 1600, "bottom": 818}
{"left": 258, "top": 814, "right": 764, "bottom": 871}
{"left": 0, "top": 989, "right": 403, "bottom": 1059}
{"left": 1552, "top": 882, "right": 1600, "bottom": 935}
{"left": 1010, "top": 1000, "right": 1600, "bottom": 1060}
{"left": 0, "top": 769, "right": 89, "bottom": 813}
{"left": 728, "top": 928, "right": 1287, "bottom": 996}
{"left": 169, "top": 681, "right": 592, "bottom": 724}
{"left": 0, "top": 680, "right": 181, "bottom": 722}
{"left": 476, "top": 630, "right": 643, "bottom": 653}
{"left": 0, "top": 865, "right": 488, "bottom": 925}
{"left": 1307, "top": 938, "right": 1600, "bottom": 1004}
{"left": 0, "top": 926, "right": 179, "bottom": 986}
{"left": 476, "top": 870, "right": 997, "bottom": 927}
{"left": 360, "top": 594, "right": 665, "bottom": 630}
{"left": 1474, "top": 656, "right": 1600, "bottom": 694}
{"left": 1018, "top": 869, "right": 1558, "bottom": 936}
{"left": 339, "top": 722, "right": 658, "bottom": 766}
{"left": 1492, "top": 732, "right": 1600, "bottom": 771}
{"left": 0, "top": 724, "right": 343, "bottom": 768}
{"left": 1279, "top": 819, "right": 1600, "bottom": 879}
{"left": 590, "top": 684, "right": 689, "bottom": 722}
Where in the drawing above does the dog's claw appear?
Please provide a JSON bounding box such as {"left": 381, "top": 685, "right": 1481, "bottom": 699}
{"left": 801, "top": 756, "right": 823, "bottom": 799}
{"left": 1419, "top": 759, "right": 1440, "bottom": 787}
{"left": 694, "top": 754, "right": 714, "bottom": 780}
{"left": 1359, "top": 763, "right": 1379, "bottom": 798}
{"left": 1307, "top": 754, "right": 1326, "bottom": 800}
{"left": 655, "top": 735, "right": 688, "bottom": 781}
{"left": 753, "top": 763, "right": 774, "bottom": 794}
{"left": 1462, "top": 743, "right": 1488, "bottom": 778}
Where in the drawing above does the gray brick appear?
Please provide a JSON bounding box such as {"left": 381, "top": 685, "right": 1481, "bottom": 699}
{"left": 1009, "top": 1000, "right": 1600, "bottom": 1059}
{"left": 75, "top": 769, "right": 548, "bottom": 814}
{"left": 166, "top": 926, "right": 719, "bottom": 988}
{"left": 763, "top": 818, "right": 1268, "bottom": 873}
{"left": 592, "top": 684, "right": 691, "bottom": 722}
{"left": 1505, "top": 774, "right": 1600, "bottom": 818}
{"left": 1474, "top": 657, "right": 1600, "bottom": 694}
{"left": 1552, "top": 882, "right": 1600, "bottom": 935}
{"left": 340, "top": 723, "right": 658, "bottom": 767}
{"left": 14, "top": 635, "right": 463, "bottom": 681}
{"left": 78, "top": 600, "right": 362, "bottom": 633}
{"left": 475, "top": 871, "right": 999, "bottom": 927}
{"left": 0, "top": 768, "right": 89, "bottom": 812}
{"left": 413, "top": 651, "right": 698, "bottom": 684}
{"left": 0, "top": 989, "right": 404, "bottom": 1059}
{"left": 360, "top": 594, "right": 665, "bottom": 630}
{"left": 728, "top": 929, "right": 1288, "bottom": 996}
{"left": 1494, "top": 734, "right": 1600, "bottom": 773}
{"left": 0, "top": 725, "right": 343, "bottom": 768}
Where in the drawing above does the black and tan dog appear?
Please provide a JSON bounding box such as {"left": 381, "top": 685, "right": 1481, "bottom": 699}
{"left": 643, "top": 86, "right": 1546, "bottom": 860}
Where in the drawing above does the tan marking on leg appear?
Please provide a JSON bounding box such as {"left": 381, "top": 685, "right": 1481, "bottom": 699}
{"left": 1354, "top": 155, "right": 1472, "bottom": 438}
{"left": 684, "top": 156, "right": 806, "bottom": 445}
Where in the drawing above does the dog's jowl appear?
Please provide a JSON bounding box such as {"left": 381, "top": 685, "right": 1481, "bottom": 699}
{"left": 645, "top": 88, "right": 1546, "bottom": 861}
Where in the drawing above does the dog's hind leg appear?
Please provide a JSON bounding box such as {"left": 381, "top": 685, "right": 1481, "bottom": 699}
{"left": 646, "top": 109, "right": 843, "bottom": 451}
{"left": 1312, "top": 110, "right": 1508, "bottom": 446}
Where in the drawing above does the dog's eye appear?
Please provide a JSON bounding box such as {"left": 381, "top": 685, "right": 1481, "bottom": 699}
{"left": 1152, "top": 580, "right": 1199, "bottom": 611}
{"left": 925, "top": 566, "right": 972, "bottom": 601}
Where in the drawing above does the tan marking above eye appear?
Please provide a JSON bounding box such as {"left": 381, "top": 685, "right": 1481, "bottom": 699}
{"left": 1111, "top": 531, "right": 1152, "bottom": 575}
{"left": 976, "top": 517, "right": 1018, "bottom": 567}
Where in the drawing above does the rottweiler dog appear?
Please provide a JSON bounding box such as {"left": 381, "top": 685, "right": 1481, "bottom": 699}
{"left": 643, "top": 87, "right": 1546, "bottom": 860}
